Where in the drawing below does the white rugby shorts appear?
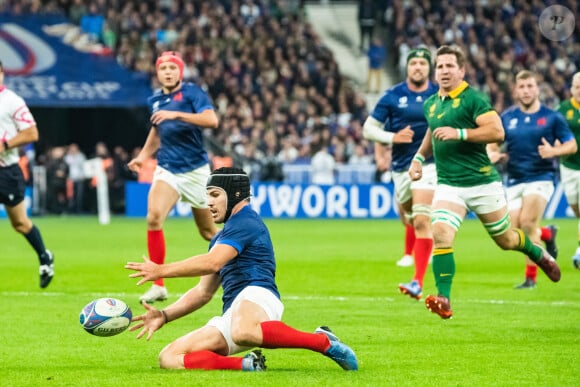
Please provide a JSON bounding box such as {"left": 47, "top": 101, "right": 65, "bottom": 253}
{"left": 506, "top": 180, "right": 554, "bottom": 211}
{"left": 206, "top": 286, "right": 284, "bottom": 355}
{"left": 433, "top": 181, "right": 507, "bottom": 214}
{"left": 560, "top": 164, "right": 580, "bottom": 206}
{"left": 153, "top": 164, "right": 211, "bottom": 208}
{"left": 392, "top": 163, "right": 436, "bottom": 204}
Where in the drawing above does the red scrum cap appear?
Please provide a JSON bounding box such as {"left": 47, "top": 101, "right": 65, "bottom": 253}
{"left": 155, "top": 51, "right": 184, "bottom": 80}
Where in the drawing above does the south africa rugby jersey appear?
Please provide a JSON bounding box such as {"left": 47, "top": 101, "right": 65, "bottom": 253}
{"left": 370, "top": 81, "right": 438, "bottom": 172}
{"left": 558, "top": 98, "right": 580, "bottom": 170}
{"left": 423, "top": 81, "right": 500, "bottom": 187}
{"left": 148, "top": 82, "right": 215, "bottom": 174}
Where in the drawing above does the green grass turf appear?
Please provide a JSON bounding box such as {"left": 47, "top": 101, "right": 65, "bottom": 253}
{"left": 1, "top": 216, "right": 579, "bottom": 386}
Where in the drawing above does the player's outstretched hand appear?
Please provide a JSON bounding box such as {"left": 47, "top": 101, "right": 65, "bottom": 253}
{"left": 130, "top": 301, "right": 165, "bottom": 340}
{"left": 125, "top": 255, "right": 161, "bottom": 285}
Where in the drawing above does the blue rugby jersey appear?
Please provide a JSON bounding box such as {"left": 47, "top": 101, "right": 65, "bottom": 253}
{"left": 501, "top": 104, "right": 574, "bottom": 185}
{"left": 209, "top": 206, "right": 280, "bottom": 313}
{"left": 147, "top": 83, "right": 215, "bottom": 173}
{"left": 370, "top": 81, "right": 438, "bottom": 172}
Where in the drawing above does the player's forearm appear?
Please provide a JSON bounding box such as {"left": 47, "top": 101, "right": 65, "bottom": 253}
{"left": 6, "top": 125, "right": 39, "bottom": 148}
{"left": 555, "top": 139, "right": 578, "bottom": 156}
{"left": 415, "top": 129, "right": 433, "bottom": 159}
{"left": 177, "top": 109, "right": 219, "bottom": 129}
{"left": 140, "top": 128, "right": 161, "bottom": 157}
{"left": 160, "top": 253, "right": 220, "bottom": 279}
{"left": 363, "top": 116, "right": 394, "bottom": 144}
{"left": 163, "top": 281, "right": 217, "bottom": 322}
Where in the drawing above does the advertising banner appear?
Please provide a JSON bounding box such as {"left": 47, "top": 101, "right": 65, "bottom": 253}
{"left": 125, "top": 182, "right": 574, "bottom": 219}
{"left": 0, "top": 14, "right": 151, "bottom": 107}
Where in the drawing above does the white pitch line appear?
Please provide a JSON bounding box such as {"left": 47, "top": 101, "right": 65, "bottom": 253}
{"left": 1, "top": 291, "right": 579, "bottom": 307}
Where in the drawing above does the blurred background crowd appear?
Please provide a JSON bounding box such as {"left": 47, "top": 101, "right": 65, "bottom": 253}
{"left": 2, "top": 0, "right": 579, "bottom": 214}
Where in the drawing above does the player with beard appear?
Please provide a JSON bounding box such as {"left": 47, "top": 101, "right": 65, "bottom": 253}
{"left": 128, "top": 51, "right": 219, "bottom": 304}
{"left": 488, "top": 70, "right": 576, "bottom": 288}
{"left": 409, "top": 46, "right": 561, "bottom": 319}
{"left": 363, "top": 47, "right": 438, "bottom": 300}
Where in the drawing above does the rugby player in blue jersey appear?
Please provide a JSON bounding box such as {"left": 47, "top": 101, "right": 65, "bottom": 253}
{"left": 489, "top": 70, "right": 577, "bottom": 288}
{"left": 125, "top": 168, "right": 358, "bottom": 371}
{"left": 363, "top": 48, "right": 438, "bottom": 300}
{"left": 128, "top": 51, "right": 218, "bottom": 303}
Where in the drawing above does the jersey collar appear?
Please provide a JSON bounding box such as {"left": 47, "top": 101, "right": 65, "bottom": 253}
{"left": 571, "top": 97, "right": 580, "bottom": 110}
{"left": 439, "top": 81, "right": 469, "bottom": 99}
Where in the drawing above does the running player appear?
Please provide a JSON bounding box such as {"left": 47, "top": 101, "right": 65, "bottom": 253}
{"left": 363, "top": 47, "right": 438, "bottom": 299}
{"left": 490, "top": 70, "right": 576, "bottom": 288}
{"left": 128, "top": 51, "right": 219, "bottom": 303}
{"left": 409, "top": 46, "right": 560, "bottom": 319}
{"left": 557, "top": 72, "right": 580, "bottom": 269}
{"left": 0, "top": 60, "right": 54, "bottom": 288}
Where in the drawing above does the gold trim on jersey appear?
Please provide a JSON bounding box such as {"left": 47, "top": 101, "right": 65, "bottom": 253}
{"left": 438, "top": 81, "right": 469, "bottom": 99}
{"left": 571, "top": 97, "right": 580, "bottom": 110}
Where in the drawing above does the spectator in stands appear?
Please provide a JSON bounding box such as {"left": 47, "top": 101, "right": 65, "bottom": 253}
{"left": 310, "top": 139, "right": 335, "bottom": 185}
{"left": 80, "top": 3, "right": 104, "bottom": 42}
{"left": 68, "top": 0, "right": 87, "bottom": 26}
{"left": 64, "top": 143, "right": 87, "bottom": 214}
{"left": 358, "top": 0, "right": 377, "bottom": 52}
{"left": 46, "top": 146, "right": 69, "bottom": 215}
{"left": 366, "top": 37, "right": 386, "bottom": 93}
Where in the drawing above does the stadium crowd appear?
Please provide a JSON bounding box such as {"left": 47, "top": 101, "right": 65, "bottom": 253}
{"left": 388, "top": 0, "right": 580, "bottom": 111}
{"left": 2, "top": 0, "right": 580, "bottom": 214}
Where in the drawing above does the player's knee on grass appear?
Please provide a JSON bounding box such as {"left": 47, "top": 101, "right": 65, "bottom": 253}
{"left": 158, "top": 348, "right": 181, "bottom": 369}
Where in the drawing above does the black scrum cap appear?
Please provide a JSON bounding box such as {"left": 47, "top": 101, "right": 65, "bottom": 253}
{"left": 207, "top": 167, "right": 251, "bottom": 221}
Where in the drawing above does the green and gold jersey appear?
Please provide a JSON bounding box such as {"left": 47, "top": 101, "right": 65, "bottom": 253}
{"left": 558, "top": 98, "right": 580, "bottom": 170}
{"left": 423, "top": 81, "right": 501, "bottom": 187}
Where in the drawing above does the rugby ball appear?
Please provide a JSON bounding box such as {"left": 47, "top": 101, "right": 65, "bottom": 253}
{"left": 79, "top": 298, "right": 132, "bottom": 337}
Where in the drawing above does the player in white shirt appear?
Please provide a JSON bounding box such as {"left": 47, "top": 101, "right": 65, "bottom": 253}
{"left": 0, "top": 60, "right": 54, "bottom": 288}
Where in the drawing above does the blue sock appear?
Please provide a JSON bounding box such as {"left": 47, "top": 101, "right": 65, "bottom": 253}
{"left": 24, "top": 225, "right": 50, "bottom": 264}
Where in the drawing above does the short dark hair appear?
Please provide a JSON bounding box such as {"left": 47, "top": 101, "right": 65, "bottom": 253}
{"left": 434, "top": 45, "right": 466, "bottom": 69}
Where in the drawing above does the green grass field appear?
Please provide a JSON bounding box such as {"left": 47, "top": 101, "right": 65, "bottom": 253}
{"left": 1, "top": 216, "right": 579, "bottom": 386}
